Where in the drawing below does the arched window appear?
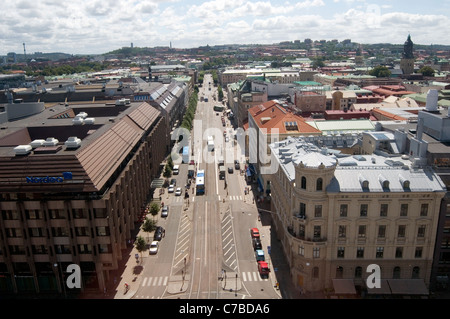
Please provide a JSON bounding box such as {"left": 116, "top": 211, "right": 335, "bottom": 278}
{"left": 393, "top": 266, "right": 401, "bottom": 279}
{"left": 312, "top": 267, "right": 319, "bottom": 279}
{"left": 412, "top": 267, "right": 420, "bottom": 279}
{"left": 316, "top": 178, "right": 323, "bottom": 191}
{"left": 301, "top": 176, "right": 307, "bottom": 189}
{"left": 336, "top": 266, "right": 344, "bottom": 279}
{"left": 355, "top": 266, "right": 363, "bottom": 278}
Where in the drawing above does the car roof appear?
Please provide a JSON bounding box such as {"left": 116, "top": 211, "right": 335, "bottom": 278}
{"left": 256, "top": 249, "right": 264, "bottom": 254}
{"left": 258, "top": 261, "right": 268, "bottom": 266}
{"left": 251, "top": 228, "right": 259, "bottom": 232}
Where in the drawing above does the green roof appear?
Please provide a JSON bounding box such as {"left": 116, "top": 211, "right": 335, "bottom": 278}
{"left": 293, "top": 81, "right": 322, "bottom": 86}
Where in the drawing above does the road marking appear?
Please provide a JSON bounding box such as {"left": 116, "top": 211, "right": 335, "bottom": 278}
{"left": 253, "top": 272, "right": 258, "bottom": 281}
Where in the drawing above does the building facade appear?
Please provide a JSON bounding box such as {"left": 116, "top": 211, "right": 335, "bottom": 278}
{"left": 270, "top": 137, "right": 446, "bottom": 296}
{"left": 0, "top": 101, "right": 167, "bottom": 296}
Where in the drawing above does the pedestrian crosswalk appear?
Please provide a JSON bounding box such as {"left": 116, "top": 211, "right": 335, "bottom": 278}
{"left": 218, "top": 195, "right": 244, "bottom": 201}
{"left": 241, "top": 271, "right": 269, "bottom": 282}
{"left": 141, "top": 276, "right": 169, "bottom": 287}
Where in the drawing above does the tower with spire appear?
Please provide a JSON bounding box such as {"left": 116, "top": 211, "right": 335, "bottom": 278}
{"left": 400, "top": 34, "right": 415, "bottom": 75}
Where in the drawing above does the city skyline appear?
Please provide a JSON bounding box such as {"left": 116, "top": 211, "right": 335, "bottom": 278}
{"left": 1, "top": 0, "right": 450, "bottom": 56}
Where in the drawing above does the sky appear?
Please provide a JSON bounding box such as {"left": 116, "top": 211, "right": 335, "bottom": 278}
{"left": 1, "top": 0, "right": 450, "bottom": 56}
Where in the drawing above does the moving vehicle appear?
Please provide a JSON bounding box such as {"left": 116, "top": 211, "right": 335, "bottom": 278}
{"left": 161, "top": 205, "right": 168, "bottom": 218}
{"left": 173, "top": 165, "right": 179, "bottom": 175}
{"left": 149, "top": 241, "right": 159, "bottom": 255}
{"left": 188, "top": 164, "right": 195, "bottom": 179}
{"left": 234, "top": 160, "right": 240, "bottom": 170}
{"left": 213, "top": 105, "right": 224, "bottom": 112}
{"left": 250, "top": 228, "right": 260, "bottom": 239}
{"left": 228, "top": 167, "right": 233, "bottom": 174}
{"left": 196, "top": 170, "right": 205, "bottom": 195}
{"left": 207, "top": 136, "right": 214, "bottom": 152}
{"left": 219, "top": 166, "right": 226, "bottom": 180}
{"left": 258, "top": 261, "right": 270, "bottom": 277}
{"left": 175, "top": 187, "right": 182, "bottom": 196}
{"left": 182, "top": 146, "right": 189, "bottom": 164}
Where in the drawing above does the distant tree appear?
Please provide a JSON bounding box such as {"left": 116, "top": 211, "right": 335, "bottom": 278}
{"left": 369, "top": 66, "right": 391, "bottom": 78}
{"left": 418, "top": 66, "right": 435, "bottom": 77}
{"left": 311, "top": 57, "right": 325, "bottom": 69}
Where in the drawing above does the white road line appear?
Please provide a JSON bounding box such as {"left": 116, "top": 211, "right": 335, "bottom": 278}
{"left": 158, "top": 276, "right": 163, "bottom": 286}
{"left": 142, "top": 277, "right": 147, "bottom": 286}
{"left": 163, "top": 276, "right": 168, "bottom": 286}
{"left": 247, "top": 272, "right": 252, "bottom": 281}
{"left": 253, "top": 272, "right": 258, "bottom": 281}
{"left": 242, "top": 272, "right": 247, "bottom": 281}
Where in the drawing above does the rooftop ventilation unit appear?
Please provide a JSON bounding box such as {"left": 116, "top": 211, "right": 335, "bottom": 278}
{"left": 84, "top": 118, "right": 95, "bottom": 125}
{"left": 14, "top": 145, "right": 32, "bottom": 156}
{"left": 30, "top": 139, "right": 45, "bottom": 148}
{"left": 72, "top": 116, "right": 84, "bottom": 125}
{"left": 65, "top": 136, "right": 81, "bottom": 149}
{"left": 43, "top": 137, "right": 59, "bottom": 147}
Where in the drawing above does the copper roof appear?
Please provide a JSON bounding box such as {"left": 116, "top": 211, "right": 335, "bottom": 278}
{"left": 0, "top": 102, "right": 161, "bottom": 194}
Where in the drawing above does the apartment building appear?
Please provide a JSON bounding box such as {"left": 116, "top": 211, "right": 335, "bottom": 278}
{"left": 269, "top": 136, "right": 446, "bottom": 296}
{"left": 0, "top": 100, "right": 167, "bottom": 296}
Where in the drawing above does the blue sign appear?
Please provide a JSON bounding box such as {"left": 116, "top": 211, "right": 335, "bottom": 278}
{"left": 26, "top": 172, "right": 72, "bottom": 184}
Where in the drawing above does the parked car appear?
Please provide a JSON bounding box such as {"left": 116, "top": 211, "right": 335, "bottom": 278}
{"left": 170, "top": 179, "right": 177, "bottom": 186}
{"left": 255, "top": 249, "right": 265, "bottom": 262}
{"left": 257, "top": 261, "right": 270, "bottom": 277}
{"left": 154, "top": 226, "right": 164, "bottom": 241}
{"left": 250, "top": 228, "right": 260, "bottom": 239}
{"left": 234, "top": 160, "right": 240, "bottom": 170}
{"left": 175, "top": 187, "right": 182, "bottom": 196}
{"left": 228, "top": 167, "right": 233, "bottom": 174}
{"left": 149, "top": 241, "right": 159, "bottom": 255}
{"left": 161, "top": 205, "right": 169, "bottom": 218}
{"left": 252, "top": 238, "right": 262, "bottom": 250}
{"left": 168, "top": 185, "right": 174, "bottom": 193}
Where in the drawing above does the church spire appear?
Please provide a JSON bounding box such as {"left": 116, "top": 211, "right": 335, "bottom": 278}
{"left": 403, "top": 34, "right": 414, "bottom": 59}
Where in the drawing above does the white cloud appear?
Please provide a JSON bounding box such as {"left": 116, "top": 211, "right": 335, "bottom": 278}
{"left": 0, "top": 0, "right": 449, "bottom": 55}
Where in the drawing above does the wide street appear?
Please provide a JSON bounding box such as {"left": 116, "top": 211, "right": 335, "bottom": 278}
{"left": 114, "top": 74, "right": 295, "bottom": 300}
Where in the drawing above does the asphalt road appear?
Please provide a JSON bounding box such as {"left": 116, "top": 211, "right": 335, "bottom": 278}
{"left": 132, "top": 74, "right": 283, "bottom": 300}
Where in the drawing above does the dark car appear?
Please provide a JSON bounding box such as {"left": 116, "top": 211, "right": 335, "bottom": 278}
{"left": 170, "top": 179, "right": 176, "bottom": 186}
{"left": 228, "top": 167, "right": 233, "bottom": 174}
{"left": 153, "top": 226, "right": 164, "bottom": 241}
{"left": 252, "top": 238, "right": 262, "bottom": 250}
{"left": 234, "top": 160, "right": 240, "bottom": 170}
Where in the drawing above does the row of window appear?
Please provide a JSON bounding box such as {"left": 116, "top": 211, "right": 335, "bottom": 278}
{"left": 1, "top": 208, "right": 108, "bottom": 221}
{"left": 3, "top": 244, "right": 112, "bottom": 255}
{"left": 309, "top": 266, "right": 422, "bottom": 280}
{"left": 295, "top": 224, "right": 427, "bottom": 242}
{"left": 339, "top": 224, "right": 427, "bottom": 239}
{"left": 300, "top": 176, "right": 323, "bottom": 191}
{"left": 3, "top": 226, "right": 110, "bottom": 238}
{"left": 299, "top": 246, "right": 424, "bottom": 259}
{"left": 297, "top": 203, "right": 429, "bottom": 218}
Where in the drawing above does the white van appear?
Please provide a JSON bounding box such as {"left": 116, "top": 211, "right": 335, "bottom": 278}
{"left": 173, "top": 165, "right": 179, "bottom": 175}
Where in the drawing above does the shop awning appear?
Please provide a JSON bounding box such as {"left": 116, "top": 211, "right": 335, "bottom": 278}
{"left": 387, "top": 279, "right": 429, "bottom": 295}
{"left": 366, "top": 279, "right": 391, "bottom": 294}
{"left": 332, "top": 279, "right": 357, "bottom": 294}
{"left": 150, "top": 178, "right": 164, "bottom": 188}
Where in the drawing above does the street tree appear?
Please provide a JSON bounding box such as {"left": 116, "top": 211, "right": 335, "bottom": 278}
{"left": 134, "top": 235, "right": 147, "bottom": 259}
{"left": 141, "top": 218, "right": 157, "bottom": 242}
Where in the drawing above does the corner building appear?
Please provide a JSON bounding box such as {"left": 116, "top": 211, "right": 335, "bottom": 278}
{"left": 270, "top": 137, "right": 446, "bottom": 296}
{"left": 0, "top": 101, "right": 167, "bottom": 296}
